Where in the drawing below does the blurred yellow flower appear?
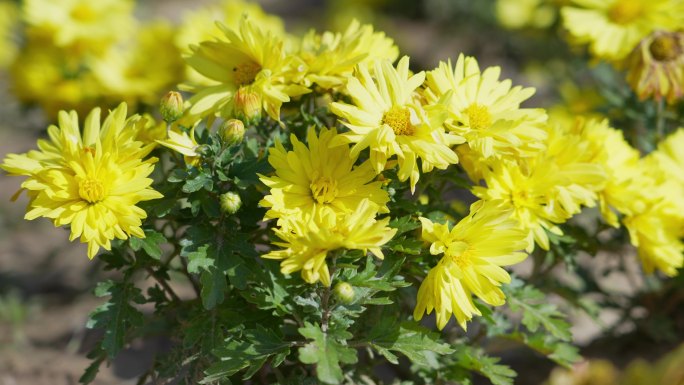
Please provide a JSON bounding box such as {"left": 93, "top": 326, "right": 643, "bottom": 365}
{"left": 0, "top": 0, "right": 19, "bottom": 68}
{"left": 23, "top": 0, "right": 135, "bottom": 53}
{"left": 496, "top": 0, "right": 557, "bottom": 30}
{"left": 297, "top": 20, "right": 399, "bottom": 90}
{"left": 9, "top": 37, "right": 101, "bottom": 119}
{"left": 259, "top": 127, "right": 389, "bottom": 227}
{"left": 183, "top": 17, "right": 310, "bottom": 121}
{"left": 414, "top": 200, "right": 528, "bottom": 330}
{"left": 561, "top": 0, "right": 684, "bottom": 61}
{"left": 1, "top": 104, "right": 162, "bottom": 259}
{"left": 263, "top": 199, "right": 396, "bottom": 286}
{"left": 92, "top": 22, "right": 185, "bottom": 108}
{"left": 331, "top": 56, "right": 463, "bottom": 191}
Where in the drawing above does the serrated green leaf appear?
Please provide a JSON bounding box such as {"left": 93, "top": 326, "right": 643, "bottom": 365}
{"left": 366, "top": 320, "right": 453, "bottom": 368}
{"left": 389, "top": 215, "right": 421, "bottom": 235}
{"left": 504, "top": 279, "right": 572, "bottom": 341}
{"left": 183, "top": 173, "right": 213, "bottom": 193}
{"left": 298, "top": 322, "right": 357, "bottom": 384}
{"left": 202, "top": 325, "right": 290, "bottom": 383}
{"left": 453, "top": 345, "right": 516, "bottom": 385}
{"left": 130, "top": 229, "right": 165, "bottom": 260}
{"left": 87, "top": 280, "right": 145, "bottom": 358}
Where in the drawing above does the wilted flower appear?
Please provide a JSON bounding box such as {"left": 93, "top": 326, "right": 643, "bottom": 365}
{"left": 627, "top": 30, "right": 684, "bottom": 104}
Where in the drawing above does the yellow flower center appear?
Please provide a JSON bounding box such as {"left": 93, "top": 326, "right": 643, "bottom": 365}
{"left": 71, "top": 4, "right": 97, "bottom": 22}
{"left": 511, "top": 189, "right": 532, "bottom": 209}
{"left": 447, "top": 241, "right": 473, "bottom": 269}
{"left": 233, "top": 61, "right": 262, "bottom": 86}
{"left": 310, "top": 176, "right": 338, "bottom": 204}
{"left": 464, "top": 103, "right": 492, "bottom": 130}
{"left": 79, "top": 178, "right": 106, "bottom": 203}
{"left": 649, "top": 34, "right": 682, "bottom": 62}
{"left": 382, "top": 106, "right": 414, "bottom": 136}
{"left": 608, "top": 0, "right": 643, "bottom": 25}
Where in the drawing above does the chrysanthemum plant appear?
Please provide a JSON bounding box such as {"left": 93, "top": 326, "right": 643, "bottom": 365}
{"left": 3, "top": 13, "right": 684, "bottom": 385}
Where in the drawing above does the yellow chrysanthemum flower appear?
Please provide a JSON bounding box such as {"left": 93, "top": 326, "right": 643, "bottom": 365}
{"left": 263, "top": 199, "right": 397, "bottom": 286}
{"left": 297, "top": 20, "right": 399, "bottom": 90}
{"left": 414, "top": 200, "right": 528, "bottom": 330}
{"left": 472, "top": 160, "right": 568, "bottom": 251}
{"left": 259, "top": 127, "right": 389, "bottom": 227}
{"left": 330, "top": 56, "right": 463, "bottom": 191}
{"left": 1, "top": 104, "right": 162, "bottom": 259}
{"left": 183, "top": 17, "right": 309, "bottom": 122}
{"left": 561, "top": 0, "right": 684, "bottom": 61}
{"left": 175, "top": 0, "right": 287, "bottom": 85}
{"left": 424, "top": 54, "right": 547, "bottom": 159}
{"left": 92, "top": 22, "right": 184, "bottom": 108}
{"left": 23, "top": 0, "right": 135, "bottom": 52}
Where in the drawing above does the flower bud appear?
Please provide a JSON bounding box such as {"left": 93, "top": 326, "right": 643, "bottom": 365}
{"left": 160, "top": 91, "right": 184, "bottom": 123}
{"left": 333, "top": 282, "right": 355, "bottom": 304}
{"left": 220, "top": 191, "right": 242, "bottom": 214}
{"left": 234, "top": 86, "right": 261, "bottom": 122}
{"left": 220, "top": 119, "right": 245, "bottom": 146}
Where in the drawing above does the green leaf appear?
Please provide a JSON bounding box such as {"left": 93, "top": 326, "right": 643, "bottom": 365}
{"left": 452, "top": 345, "right": 516, "bottom": 385}
{"left": 389, "top": 215, "right": 421, "bottom": 235}
{"left": 86, "top": 280, "right": 145, "bottom": 358}
{"left": 202, "top": 325, "right": 291, "bottom": 383}
{"left": 183, "top": 172, "right": 213, "bottom": 193}
{"left": 298, "top": 322, "right": 358, "bottom": 384}
{"left": 504, "top": 278, "right": 572, "bottom": 341}
{"left": 129, "top": 229, "right": 166, "bottom": 260}
{"left": 78, "top": 354, "right": 104, "bottom": 384}
{"left": 366, "top": 319, "right": 453, "bottom": 367}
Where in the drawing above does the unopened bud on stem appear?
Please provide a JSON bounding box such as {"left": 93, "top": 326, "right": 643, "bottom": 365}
{"left": 160, "top": 91, "right": 184, "bottom": 123}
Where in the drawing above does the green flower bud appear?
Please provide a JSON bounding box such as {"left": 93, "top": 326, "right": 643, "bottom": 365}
{"left": 220, "top": 119, "right": 245, "bottom": 146}
{"left": 333, "top": 282, "right": 355, "bottom": 304}
{"left": 220, "top": 192, "right": 242, "bottom": 214}
{"left": 160, "top": 91, "right": 184, "bottom": 123}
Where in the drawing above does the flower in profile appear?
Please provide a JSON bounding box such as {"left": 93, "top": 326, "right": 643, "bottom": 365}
{"left": 263, "top": 199, "right": 396, "bottom": 286}
{"left": 330, "top": 56, "right": 463, "bottom": 191}
{"left": 424, "top": 54, "right": 547, "bottom": 159}
{"left": 561, "top": 0, "right": 684, "bottom": 61}
{"left": 297, "top": 20, "right": 399, "bottom": 91}
{"left": 627, "top": 30, "right": 684, "bottom": 104}
{"left": 259, "top": 127, "right": 389, "bottom": 227}
{"left": 156, "top": 123, "right": 201, "bottom": 167}
{"left": 414, "top": 200, "right": 528, "bottom": 330}
{"left": 1, "top": 103, "right": 162, "bottom": 259}
{"left": 183, "top": 17, "right": 309, "bottom": 121}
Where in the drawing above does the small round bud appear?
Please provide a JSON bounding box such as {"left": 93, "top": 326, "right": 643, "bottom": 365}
{"left": 160, "top": 91, "right": 184, "bottom": 123}
{"left": 234, "top": 87, "right": 262, "bottom": 122}
{"left": 220, "top": 192, "right": 242, "bottom": 214}
{"left": 333, "top": 282, "right": 355, "bottom": 304}
{"left": 220, "top": 119, "right": 245, "bottom": 146}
